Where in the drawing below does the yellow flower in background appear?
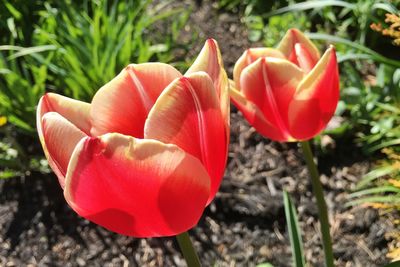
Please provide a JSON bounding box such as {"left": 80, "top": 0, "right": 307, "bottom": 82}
{"left": 0, "top": 116, "right": 7, "bottom": 127}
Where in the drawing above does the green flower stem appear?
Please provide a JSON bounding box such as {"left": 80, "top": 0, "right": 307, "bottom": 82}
{"left": 176, "top": 231, "right": 201, "bottom": 267}
{"left": 300, "top": 140, "right": 334, "bottom": 267}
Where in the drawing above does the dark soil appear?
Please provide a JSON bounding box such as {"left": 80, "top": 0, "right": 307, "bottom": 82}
{"left": 0, "top": 1, "right": 396, "bottom": 266}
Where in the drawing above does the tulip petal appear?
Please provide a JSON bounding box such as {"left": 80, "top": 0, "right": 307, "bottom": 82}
{"left": 233, "top": 48, "right": 285, "bottom": 89}
{"left": 64, "top": 133, "right": 210, "bottom": 237}
{"left": 240, "top": 57, "right": 304, "bottom": 141}
{"left": 230, "top": 88, "right": 286, "bottom": 141}
{"left": 186, "top": 39, "right": 221, "bottom": 86}
{"left": 185, "top": 39, "right": 230, "bottom": 129}
{"left": 37, "top": 93, "right": 91, "bottom": 135}
{"left": 90, "top": 63, "right": 182, "bottom": 138}
{"left": 288, "top": 47, "right": 339, "bottom": 140}
{"left": 277, "top": 29, "right": 320, "bottom": 71}
{"left": 144, "top": 72, "right": 226, "bottom": 204}
{"left": 41, "top": 112, "right": 87, "bottom": 188}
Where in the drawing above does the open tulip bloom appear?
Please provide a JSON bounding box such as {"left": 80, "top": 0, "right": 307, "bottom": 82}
{"left": 230, "top": 28, "right": 339, "bottom": 142}
{"left": 37, "top": 39, "right": 229, "bottom": 238}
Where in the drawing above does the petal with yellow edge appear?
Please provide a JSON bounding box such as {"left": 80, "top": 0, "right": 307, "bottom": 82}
{"left": 37, "top": 93, "right": 91, "bottom": 135}
{"left": 64, "top": 133, "right": 210, "bottom": 237}
{"left": 90, "top": 63, "right": 182, "bottom": 138}
{"left": 277, "top": 28, "right": 320, "bottom": 72}
{"left": 185, "top": 39, "right": 230, "bottom": 128}
{"left": 41, "top": 112, "right": 87, "bottom": 188}
{"left": 233, "top": 48, "right": 285, "bottom": 89}
{"left": 145, "top": 72, "right": 226, "bottom": 204}
{"left": 288, "top": 47, "right": 339, "bottom": 140}
{"left": 239, "top": 57, "right": 304, "bottom": 141}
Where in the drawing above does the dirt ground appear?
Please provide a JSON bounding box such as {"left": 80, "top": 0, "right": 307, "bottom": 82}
{"left": 0, "top": 1, "right": 396, "bottom": 266}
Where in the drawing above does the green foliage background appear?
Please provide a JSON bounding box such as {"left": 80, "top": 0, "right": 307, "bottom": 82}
{"left": 1, "top": 0, "right": 400, "bottom": 212}
{"left": 0, "top": 0, "right": 191, "bottom": 177}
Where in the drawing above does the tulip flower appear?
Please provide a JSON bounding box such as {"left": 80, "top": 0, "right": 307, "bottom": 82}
{"left": 36, "top": 39, "right": 229, "bottom": 238}
{"left": 230, "top": 29, "right": 338, "bottom": 267}
{"left": 230, "top": 28, "right": 339, "bottom": 142}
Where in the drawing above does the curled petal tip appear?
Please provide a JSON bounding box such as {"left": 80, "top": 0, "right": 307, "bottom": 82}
{"left": 124, "top": 64, "right": 134, "bottom": 71}
{"left": 41, "top": 112, "right": 87, "bottom": 187}
{"left": 278, "top": 28, "right": 320, "bottom": 71}
{"left": 179, "top": 76, "right": 190, "bottom": 83}
{"left": 38, "top": 93, "right": 92, "bottom": 135}
{"left": 289, "top": 28, "right": 301, "bottom": 34}
{"left": 206, "top": 38, "right": 217, "bottom": 45}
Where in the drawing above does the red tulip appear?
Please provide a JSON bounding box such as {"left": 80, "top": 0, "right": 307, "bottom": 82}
{"left": 230, "top": 29, "right": 339, "bottom": 142}
{"left": 36, "top": 39, "right": 229, "bottom": 237}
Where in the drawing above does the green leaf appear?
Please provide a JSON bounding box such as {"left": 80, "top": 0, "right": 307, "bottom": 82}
{"left": 383, "top": 260, "right": 400, "bottom": 267}
{"left": 372, "top": 3, "right": 399, "bottom": 14}
{"left": 0, "top": 170, "right": 19, "bottom": 179}
{"left": 367, "top": 138, "right": 400, "bottom": 154}
{"left": 264, "top": 0, "right": 355, "bottom": 18}
{"left": 306, "top": 33, "right": 400, "bottom": 68}
{"left": 8, "top": 115, "right": 35, "bottom": 133}
{"left": 283, "top": 191, "right": 306, "bottom": 267}
{"left": 356, "top": 166, "right": 396, "bottom": 190}
{"left": 4, "top": 2, "right": 22, "bottom": 20}
{"left": 2, "top": 45, "right": 57, "bottom": 60}
{"left": 348, "top": 186, "right": 400, "bottom": 199}
{"left": 347, "top": 195, "right": 400, "bottom": 206}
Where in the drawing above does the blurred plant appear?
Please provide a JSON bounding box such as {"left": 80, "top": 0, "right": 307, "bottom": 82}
{"left": 345, "top": 10, "right": 400, "bottom": 207}
{"left": 371, "top": 13, "right": 400, "bottom": 46}
{"left": 35, "top": 0, "right": 191, "bottom": 101}
{"left": 0, "top": 0, "right": 193, "bottom": 179}
{"left": 245, "top": 0, "right": 400, "bottom": 44}
{"left": 349, "top": 147, "right": 400, "bottom": 207}
{"left": 0, "top": 0, "right": 59, "bottom": 178}
{"left": 0, "top": 123, "right": 50, "bottom": 179}
{"left": 306, "top": 32, "right": 400, "bottom": 154}
{"left": 0, "top": 0, "right": 58, "bottom": 45}
{"left": 0, "top": 135, "right": 20, "bottom": 178}
{"left": 0, "top": 45, "right": 55, "bottom": 133}
{"left": 340, "top": 11, "right": 400, "bottom": 263}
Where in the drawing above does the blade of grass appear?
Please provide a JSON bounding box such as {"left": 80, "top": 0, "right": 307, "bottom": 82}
{"left": 349, "top": 186, "right": 400, "bottom": 199}
{"left": 366, "top": 138, "right": 400, "bottom": 154}
{"left": 1, "top": 45, "right": 57, "bottom": 60}
{"left": 372, "top": 3, "right": 399, "bottom": 14}
{"left": 356, "top": 166, "right": 396, "bottom": 190}
{"left": 383, "top": 260, "right": 400, "bottom": 267}
{"left": 283, "top": 191, "right": 306, "bottom": 267}
{"left": 306, "top": 33, "right": 400, "bottom": 68}
{"left": 264, "top": 0, "right": 355, "bottom": 18}
{"left": 337, "top": 53, "right": 377, "bottom": 63}
{"left": 347, "top": 195, "right": 400, "bottom": 206}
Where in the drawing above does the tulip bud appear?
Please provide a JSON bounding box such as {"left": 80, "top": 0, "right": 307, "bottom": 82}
{"left": 230, "top": 28, "right": 339, "bottom": 142}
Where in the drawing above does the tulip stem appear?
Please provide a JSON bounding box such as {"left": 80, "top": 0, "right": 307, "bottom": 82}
{"left": 176, "top": 231, "right": 202, "bottom": 267}
{"left": 300, "top": 140, "right": 334, "bottom": 267}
